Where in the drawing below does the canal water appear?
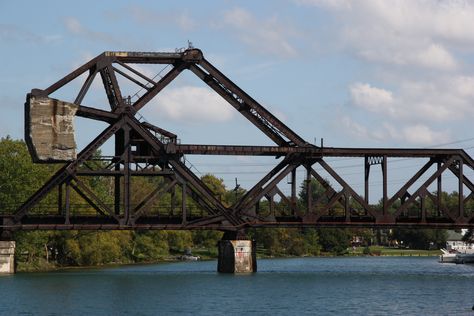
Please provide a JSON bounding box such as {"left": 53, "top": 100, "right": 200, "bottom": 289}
{"left": 0, "top": 257, "right": 473, "bottom": 315}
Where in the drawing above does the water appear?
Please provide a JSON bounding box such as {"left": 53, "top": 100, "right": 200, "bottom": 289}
{"left": 0, "top": 257, "right": 473, "bottom": 315}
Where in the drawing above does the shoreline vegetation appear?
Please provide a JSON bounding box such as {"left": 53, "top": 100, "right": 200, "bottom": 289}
{"left": 16, "top": 246, "right": 442, "bottom": 273}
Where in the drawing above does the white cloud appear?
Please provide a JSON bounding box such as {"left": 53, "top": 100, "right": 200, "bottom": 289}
{"left": 350, "top": 83, "right": 394, "bottom": 113}
{"left": 383, "top": 122, "right": 451, "bottom": 146}
{"left": 349, "top": 75, "right": 474, "bottom": 123}
{"left": 398, "top": 76, "right": 474, "bottom": 121}
{"left": 63, "top": 17, "right": 121, "bottom": 45}
{"left": 453, "top": 76, "right": 474, "bottom": 98}
{"left": 150, "top": 86, "right": 234, "bottom": 123}
{"left": 222, "top": 8, "right": 299, "bottom": 58}
{"left": 341, "top": 116, "right": 370, "bottom": 140}
{"left": 416, "top": 44, "right": 457, "bottom": 70}
{"left": 341, "top": 117, "right": 451, "bottom": 146}
{"left": 64, "top": 18, "right": 82, "bottom": 34}
{"left": 400, "top": 124, "right": 450, "bottom": 145}
{"left": 127, "top": 6, "right": 196, "bottom": 32}
{"left": 0, "top": 24, "right": 61, "bottom": 44}
{"left": 300, "top": 0, "right": 474, "bottom": 71}
{"left": 294, "top": 0, "right": 352, "bottom": 10}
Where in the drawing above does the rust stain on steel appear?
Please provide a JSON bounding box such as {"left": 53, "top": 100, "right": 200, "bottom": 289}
{"left": 25, "top": 95, "right": 78, "bottom": 162}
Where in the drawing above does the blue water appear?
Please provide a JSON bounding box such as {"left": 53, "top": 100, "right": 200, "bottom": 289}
{"left": 0, "top": 257, "right": 473, "bottom": 315}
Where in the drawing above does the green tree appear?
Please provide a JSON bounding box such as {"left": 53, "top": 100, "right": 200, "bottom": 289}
{"left": 192, "top": 230, "right": 223, "bottom": 249}
{"left": 298, "top": 178, "right": 328, "bottom": 208}
{"left": 391, "top": 229, "right": 447, "bottom": 249}
{"left": 201, "top": 174, "right": 228, "bottom": 204}
{"left": 0, "top": 137, "right": 56, "bottom": 213}
{"left": 318, "top": 228, "right": 351, "bottom": 255}
{"left": 132, "top": 231, "right": 169, "bottom": 261}
{"left": 166, "top": 231, "right": 193, "bottom": 252}
{"left": 462, "top": 229, "right": 473, "bottom": 243}
{"left": 14, "top": 231, "right": 52, "bottom": 266}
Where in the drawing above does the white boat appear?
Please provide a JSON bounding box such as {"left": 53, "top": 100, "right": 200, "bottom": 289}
{"left": 439, "top": 230, "right": 474, "bottom": 263}
{"left": 439, "top": 248, "right": 458, "bottom": 263}
{"left": 439, "top": 248, "right": 474, "bottom": 263}
{"left": 179, "top": 254, "right": 201, "bottom": 261}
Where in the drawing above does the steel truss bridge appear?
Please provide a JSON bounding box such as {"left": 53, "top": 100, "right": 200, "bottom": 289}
{"left": 1, "top": 48, "right": 474, "bottom": 237}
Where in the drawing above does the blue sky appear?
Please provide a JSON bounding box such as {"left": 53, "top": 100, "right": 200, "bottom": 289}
{"left": 2, "top": 0, "right": 474, "bottom": 197}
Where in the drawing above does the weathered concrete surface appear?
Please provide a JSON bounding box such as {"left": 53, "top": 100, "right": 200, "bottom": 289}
{"left": 0, "top": 241, "right": 15, "bottom": 274}
{"left": 25, "top": 95, "right": 78, "bottom": 162}
{"left": 217, "top": 240, "right": 257, "bottom": 273}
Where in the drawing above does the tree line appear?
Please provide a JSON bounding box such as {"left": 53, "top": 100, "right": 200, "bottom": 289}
{"left": 0, "top": 137, "right": 454, "bottom": 271}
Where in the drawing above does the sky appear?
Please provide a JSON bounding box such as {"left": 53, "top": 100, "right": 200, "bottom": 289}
{"left": 1, "top": 0, "right": 474, "bottom": 198}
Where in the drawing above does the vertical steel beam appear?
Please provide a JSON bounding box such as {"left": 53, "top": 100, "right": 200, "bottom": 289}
{"left": 58, "top": 184, "right": 63, "bottom": 215}
{"left": 437, "top": 162, "right": 442, "bottom": 217}
{"left": 291, "top": 168, "right": 296, "bottom": 215}
{"left": 65, "top": 183, "right": 70, "bottom": 225}
{"left": 364, "top": 156, "right": 370, "bottom": 204}
{"left": 382, "top": 156, "right": 387, "bottom": 216}
{"left": 123, "top": 126, "right": 131, "bottom": 225}
{"left": 114, "top": 162, "right": 121, "bottom": 215}
{"left": 459, "top": 159, "right": 464, "bottom": 218}
{"left": 182, "top": 183, "right": 187, "bottom": 224}
{"left": 345, "top": 192, "right": 350, "bottom": 221}
{"left": 170, "top": 185, "right": 176, "bottom": 217}
{"left": 269, "top": 195, "right": 274, "bottom": 216}
{"left": 421, "top": 194, "right": 426, "bottom": 222}
{"left": 306, "top": 165, "right": 312, "bottom": 215}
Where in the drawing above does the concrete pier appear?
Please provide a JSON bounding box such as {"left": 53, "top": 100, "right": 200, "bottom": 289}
{"left": 0, "top": 241, "right": 15, "bottom": 274}
{"left": 217, "top": 239, "right": 257, "bottom": 273}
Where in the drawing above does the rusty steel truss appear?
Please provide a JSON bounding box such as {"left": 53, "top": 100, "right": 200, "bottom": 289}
{"left": 2, "top": 48, "right": 474, "bottom": 235}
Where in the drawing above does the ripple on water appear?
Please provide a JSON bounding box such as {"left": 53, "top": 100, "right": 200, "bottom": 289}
{"left": 1, "top": 257, "right": 473, "bottom": 315}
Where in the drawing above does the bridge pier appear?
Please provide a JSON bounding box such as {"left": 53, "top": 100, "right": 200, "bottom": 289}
{"left": 0, "top": 241, "right": 15, "bottom": 274}
{"left": 217, "top": 231, "right": 257, "bottom": 273}
{"left": 0, "top": 228, "right": 15, "bottom": 274}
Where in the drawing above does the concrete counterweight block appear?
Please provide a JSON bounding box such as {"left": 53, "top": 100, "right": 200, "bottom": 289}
{"left": 0, "top": 241, "right": 15, "bottom": 274}
{"left": 25, "top": 95, "right": 78, "bottom": 162}
{"left": 218, "top": 240, "right": 257, "bottom": 273}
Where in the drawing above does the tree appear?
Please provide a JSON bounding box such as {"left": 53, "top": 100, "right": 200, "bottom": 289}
{"left": 318, "top": 228, "right": 351, "bottom": 255}
{"left": 298, "top": 178, "right": 328, "bottom": 208}
{"left": 391, "top": 229, "right": 447, "bottom": 249}
{"left": 132, "top": 231, "right": 169, "bottom": 261}
{"left": 192, "top": 230, "right": 223, "bottom": 249}
{"left": 0, "top": 137, "right": 56, "bottom": 213}
{"left": 201, "top": 174, "right": 228, "bottom": 204}
{"left": 462, "top": 229, "right": 473, "bottom": 243}
{"left": 166, "top": 231, "right": 193, "bottom": 252}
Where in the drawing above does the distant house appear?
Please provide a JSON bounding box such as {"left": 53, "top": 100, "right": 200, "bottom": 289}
{"left": 445, "top": 230, "right": 474, "bottom": 253}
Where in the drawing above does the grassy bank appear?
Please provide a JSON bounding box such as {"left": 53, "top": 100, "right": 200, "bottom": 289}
{"left": 350, "top": 246, "right": 441, "bottom": 257}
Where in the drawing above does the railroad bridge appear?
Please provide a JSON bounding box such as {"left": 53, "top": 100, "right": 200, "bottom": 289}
{"left": 1, "top": 48, "right": 474, "bottom": 272}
